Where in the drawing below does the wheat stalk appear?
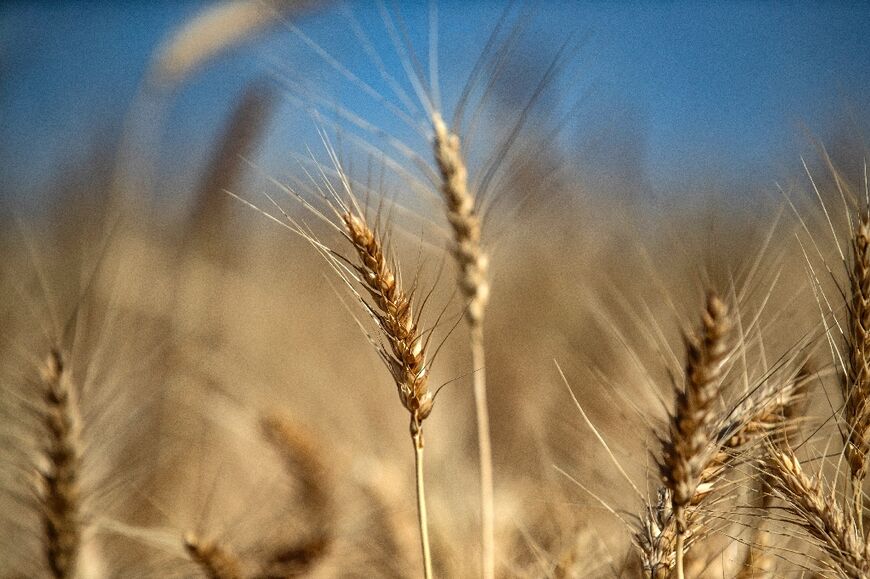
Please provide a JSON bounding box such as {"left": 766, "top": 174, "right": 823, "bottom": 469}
{"left": 339, "top": 208, "right": 435, "bottom": 579}
{"left": 432, "top": 110, "right": 494, "bottom": 579}
{"left": 766, "top": 449, "right": 869, "bottom": 578}
{"left": 846, "top": 210, "right": 870, "bottom": 533}
{"left": 660, "top": 292, "right": 731, "bottom": 579}
{"left": 36, "top": 348, "right": 82, "bottom": 579}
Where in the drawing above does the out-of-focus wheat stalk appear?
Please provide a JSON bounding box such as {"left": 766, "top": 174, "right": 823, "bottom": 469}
{"left": 150, "top": 1, "right": 291, "bottom": 89}
{"left": 36, "top": 348, "right": 82, "bottom": 579}
{"left": 260, "top": 412, "right": 334, "bottom": 575}
{"left": 113, "top": 0, "right": 317, "bottom": 210}
{"left": 432, "top": 110, "right": 494, "bottom": 579}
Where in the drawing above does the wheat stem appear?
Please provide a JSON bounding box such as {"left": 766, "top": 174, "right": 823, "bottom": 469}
{"left": 675, "top": 530, "right": 686, "bottom": 579}
{"left": 412, "top": 423, "right": 433, "bottom": 579}
{"left": 470, "top": 322, "right": 494, "bottom": 579}
{"left": 336, "top": 205, "right": 436, "bottom": 577}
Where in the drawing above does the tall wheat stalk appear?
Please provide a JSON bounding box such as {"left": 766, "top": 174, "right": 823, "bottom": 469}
{"left": 341, "top": 208, "right": 435, "bottom": 579}
{"left": 432, "top": 111, "right": 493, "bottom": 579}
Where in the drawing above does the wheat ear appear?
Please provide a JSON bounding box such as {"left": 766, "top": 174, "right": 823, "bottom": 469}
{"left": 636, "top": 487, "right": 681, "bottom": 579}
{"left": 183, "top": 532, "right": 244, "bottom": 579}
{"left": 432, "top": 111, "right": 494, "bottom": 579}
{"left": 37, "top": 348, "right": 82, "bottom": 579}
{"left": 766, "top": 449, "right": 868, "bottom": 577}
{"left": 660, "top": 293, "right": 731, "bottom": 579}
{"left": 341, "top": 209, "right": 434, "bottom": 579}
{"left": 638, "top": 351, "right": 802, "bottom": 577}
{"left": 846, "top": 211, "right": 870, "bottom": 534}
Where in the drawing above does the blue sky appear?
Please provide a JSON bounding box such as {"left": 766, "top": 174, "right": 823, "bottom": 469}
{"left": 1, "top": 1, "right": 869, "bottom": 206}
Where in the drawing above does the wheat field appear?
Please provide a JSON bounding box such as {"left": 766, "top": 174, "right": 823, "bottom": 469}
{"left": 2, "top": 2, "right": 870, "bottom": 578}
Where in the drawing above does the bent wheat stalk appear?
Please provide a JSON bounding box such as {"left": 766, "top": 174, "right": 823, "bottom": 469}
{"left": 432, "top": 111, "right": 493, "bottom": 579}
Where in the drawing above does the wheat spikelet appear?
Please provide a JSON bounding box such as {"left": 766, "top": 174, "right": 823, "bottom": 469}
{"left": 845, "top": 209, "right": 870, "bottom": 469}
{"left": 341, "top": 211, "right": 433, "bottom": 429}
{"left": 766, "top": 449, "right": 869, "bottom": 577}
{"left": 635, "top": 487, "right": 681, "bottom": 578}
{"left": 36, "top": 348, "right": 82, "bottom": 579}
{"left": 710, "top": 360, "right": 811, "bottom": 477}
{"left": 183, "top": 532, "right": 244, "bottom": 579}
